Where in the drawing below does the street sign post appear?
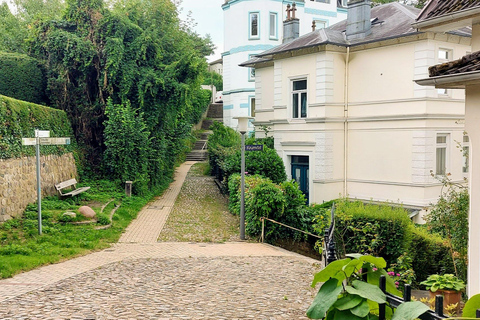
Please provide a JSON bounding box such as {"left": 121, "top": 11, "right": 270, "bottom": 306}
{"left": 21, "top": 130, "right": 71, "bottom": 235}
{"left": 245, "top": 145, "right": 263, "bottom": 151}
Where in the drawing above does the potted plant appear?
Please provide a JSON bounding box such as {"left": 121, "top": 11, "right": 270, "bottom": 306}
{"left": 420, "top": 274, "right": 465, "bottom": 314}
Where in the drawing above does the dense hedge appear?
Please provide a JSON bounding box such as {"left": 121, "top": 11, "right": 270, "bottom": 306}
{"left": 228, "top": 174, "right": 329, "bottom": 241}
{"left": 0, "top": 95, "right": 75, "bottom": 159}
{"left": 0, "top": 52, "right": 46, "bottom": 105}
{"left": 326, "top": 199, "right": 455, "bottom": 284}
{"left": 409, "top": 227, "right": 455, "bottom": 283}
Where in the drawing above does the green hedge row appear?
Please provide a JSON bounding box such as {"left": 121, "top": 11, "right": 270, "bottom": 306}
{"left": 329, "top": 199, "right": 454, "bottom": 284}
{"left": 0, "top": 52, "right": 47, "bottom": 105}
{"left": 0, "top": 95, "right": 75, "bottom": 159}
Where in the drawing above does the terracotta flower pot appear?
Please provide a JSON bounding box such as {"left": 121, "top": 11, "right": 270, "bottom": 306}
{"left": 429, "top": 289, "right": 462, "bottom": 314}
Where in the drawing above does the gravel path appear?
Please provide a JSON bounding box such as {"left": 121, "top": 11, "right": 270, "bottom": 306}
{"left": 0, "top": 162, "right": 321, "bottom": 319}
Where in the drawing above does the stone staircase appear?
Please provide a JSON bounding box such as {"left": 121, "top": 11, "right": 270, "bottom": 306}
{"left": 186, "top": 103, "right": 223, "bottom": 162}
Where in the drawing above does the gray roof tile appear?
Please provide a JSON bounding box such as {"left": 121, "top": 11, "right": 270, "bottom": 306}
{"left": 429, "top": 50, "right": 480, "bottom": 76}
{"left": 417, "top": 0, "right": 480, "bottom": 22}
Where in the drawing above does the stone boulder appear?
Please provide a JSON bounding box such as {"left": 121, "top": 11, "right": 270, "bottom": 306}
{"left": 63, "top": 211, "right": 76, "bottom": 219}
{"left": 78, "top": 206, "right": 96, "bottom": 219}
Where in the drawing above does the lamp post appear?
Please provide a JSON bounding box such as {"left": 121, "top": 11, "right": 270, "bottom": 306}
{"left": 233, "top": 116, "right": 253, "bottom": 240}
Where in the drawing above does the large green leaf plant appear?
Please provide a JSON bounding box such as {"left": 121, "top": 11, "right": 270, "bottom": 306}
{"left": 307, "top": 254, "right": 429, "bottom": 320}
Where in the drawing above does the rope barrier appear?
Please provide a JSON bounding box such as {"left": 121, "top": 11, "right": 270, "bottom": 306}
{"left": 260, "top": 217, "right": 323, "bottom": 243}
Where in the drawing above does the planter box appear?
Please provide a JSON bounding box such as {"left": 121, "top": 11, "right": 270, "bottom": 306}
{"left": 429, "top": 289, "right": 462, "bottom": 315}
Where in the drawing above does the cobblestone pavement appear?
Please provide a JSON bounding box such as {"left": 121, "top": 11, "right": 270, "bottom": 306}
{"left": 0, "top": 162, "right": 321, "bottom": 319}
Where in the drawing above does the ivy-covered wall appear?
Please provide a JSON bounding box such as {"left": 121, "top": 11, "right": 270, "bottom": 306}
{"left": 0, "top": 95, "right": 78, "bottom": 221}
{"left": 0, "top": 95, "right": 75, "bottom": 160}
{"left": 0, "top": 52, "right": 47, "bottom": 105}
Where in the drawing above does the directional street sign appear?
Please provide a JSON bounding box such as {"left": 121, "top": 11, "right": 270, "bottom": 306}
{"left": 21, "top": 130, "right": 71, "bottom": 235}
{"left": 245, "top": 144, "right": 263, "bottom": 151}
{"left": 22, "top": 137, "right": 70, "bottom": 146}
{"left": 36, "top": 130, "right": 50, "bottom": 138}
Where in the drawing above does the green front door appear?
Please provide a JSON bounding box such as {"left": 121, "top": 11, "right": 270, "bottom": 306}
{"left": 291, "top": 156, "right": 309, "bottom": 203}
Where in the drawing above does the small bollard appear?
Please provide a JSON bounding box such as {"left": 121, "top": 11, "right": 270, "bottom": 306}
{"left": 125, "top": 181, "right": 132, "bottom": 197}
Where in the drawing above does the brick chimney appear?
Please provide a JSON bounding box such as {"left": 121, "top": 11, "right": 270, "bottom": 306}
{"left": 283, "top": 3, "right": 299, "bottom": 44}
{"left": 346, "top": 0, "right": 371, "bottom": 40}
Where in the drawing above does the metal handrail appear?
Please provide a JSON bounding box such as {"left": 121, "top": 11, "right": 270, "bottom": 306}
{"left": 259, "top": 217, "right": 323, "bottom": 243}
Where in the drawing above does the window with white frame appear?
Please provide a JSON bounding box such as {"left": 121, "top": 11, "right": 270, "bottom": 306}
{"left": 269, "top": 12, "right": 278, "bottom": 39}
{"left": 463, "top": 135, "right": 469, "bottom": 174}
{"left": 249, "top": 12, "right": 259, "bottom": 39}
{"left": 436, "top": 134, "right": 449, "bottom": 176}
{"left": 292, "top": 79, "right": 307, "bottom": 118}
{"left": 437, "top": 48, "right": 452, "bottom": 96}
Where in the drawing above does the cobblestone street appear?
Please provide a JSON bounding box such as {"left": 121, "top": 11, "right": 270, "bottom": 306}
{"left": 0, "top": 162, "right": 321, "bottom": 319}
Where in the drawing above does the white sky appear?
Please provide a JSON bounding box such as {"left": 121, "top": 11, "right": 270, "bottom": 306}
{"left": 178, "top": 0, "right": 224, "bottom": 62}
{"left": 0, "top": 0, "right": 225, "bottom": 62}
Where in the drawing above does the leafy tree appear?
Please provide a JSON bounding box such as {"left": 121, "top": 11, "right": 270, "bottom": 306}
{"left": 203, "top": 70, "right": 223, "bottom": 91}
{"left": 0, "top": 3, "right": 26, "bottom": 53}
{"left": 29, "top": 0, "right": 213, "bottom": 187}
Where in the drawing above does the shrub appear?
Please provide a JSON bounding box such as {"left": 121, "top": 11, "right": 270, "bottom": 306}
{"left": 424, "top": 183, "right": 468, "bottom": 282}
{"left": 222, "top": 145, "right": 287, "bottom": 184}
{"left": 333, "top": 200, "right": 413, "bottom": 266}
{"left": 207, "top": 122, "right": 241, "bottom": 182}
{"left": 103, "top": 98, "right": 151, "bottom": 195}
{"left": 409, "top": 226, "right": 455, "bottom": 284}
{"left": 228, "top": 174, "right": 322, "bottom": 241}
{"left": 0, "top": 52, "right": 47, "bottom": 105}
{"left": 245, "top": 179, "right": 285, "bottom": 237}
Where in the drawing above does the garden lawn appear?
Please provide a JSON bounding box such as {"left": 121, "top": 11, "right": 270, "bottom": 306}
{"left": 0, "top": 179, "right": 170, "bottom": 279}
{"left": 158, "top": 162, "right": 239, "bottom": 243}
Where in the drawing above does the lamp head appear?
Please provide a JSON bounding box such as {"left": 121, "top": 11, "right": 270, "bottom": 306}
{"left": 233, "top": 116, "right": 254, "bottom": 133}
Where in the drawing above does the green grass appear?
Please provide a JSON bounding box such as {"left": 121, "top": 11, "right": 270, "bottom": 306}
{"left": 158, "top": 163, "right": 239, "bottom": 243}
{"left": 0, "top": 179, "right": 170, "bottom": 279}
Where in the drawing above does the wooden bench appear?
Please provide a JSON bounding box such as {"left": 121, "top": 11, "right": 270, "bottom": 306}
{"left": 55, "top": 178, "right": 90, "bottom": 197}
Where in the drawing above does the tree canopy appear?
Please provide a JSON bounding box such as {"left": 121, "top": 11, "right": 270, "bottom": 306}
{"left": 1, "top": 0, "right": 214, "bottom": 192}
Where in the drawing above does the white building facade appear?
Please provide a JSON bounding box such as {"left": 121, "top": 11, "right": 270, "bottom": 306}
{"left": 222, "top": 0, "right": 347, "bottom": 130}
{"left": 241, "top": 2, "right": 471, "bottom": 213}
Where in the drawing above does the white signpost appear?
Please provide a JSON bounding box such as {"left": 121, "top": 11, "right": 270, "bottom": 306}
{"left": 22, "top": 130, "right": 71, "bottom": 235}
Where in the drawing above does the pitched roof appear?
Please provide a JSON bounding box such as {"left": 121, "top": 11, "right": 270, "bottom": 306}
{"left": 417, "top": 0, "right": 480, "bottom": 22}
{"left": 429, "top": 50, "right": 480, "bottom": 77}
{"left": 240, "top": 2, "right": 423, "bottom": 66}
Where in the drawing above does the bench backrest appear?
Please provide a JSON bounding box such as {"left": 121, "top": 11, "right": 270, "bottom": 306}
{"left": 55, "top": 178, "right": 78, "bottom": 190}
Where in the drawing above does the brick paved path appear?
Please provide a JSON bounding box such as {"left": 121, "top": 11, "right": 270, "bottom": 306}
{"left": 0, "top": 161, "right": 320, "bottom": 319}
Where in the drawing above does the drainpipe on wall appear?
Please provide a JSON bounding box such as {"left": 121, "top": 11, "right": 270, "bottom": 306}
{"left": 344, "top": 46, "right": 350, "bottom": 198}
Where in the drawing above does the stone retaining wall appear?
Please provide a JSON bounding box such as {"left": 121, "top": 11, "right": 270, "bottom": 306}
{"left": 0, "top": 153, "right": 77, "bottom": 221}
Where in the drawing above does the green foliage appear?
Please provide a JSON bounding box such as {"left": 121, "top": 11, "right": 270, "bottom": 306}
{"left": 307, "top": 255, "right": 428, "bottom": 320}
{"left": 0, "top": 178, "right": 167, "bottom": 279}
{"left": 96, "top": 213, "right": 110, "bottom": 225}
{"left": 103, "top": 98, "right": 151, "bottom": 195}
{"left": 320, "top": 199, "right": 455, "bottom": 286}
{"left": 420, "top": 274, "right": 465, "bottom": 292}
{"left": 425, "top": 182, "right": 468, "bottom": 282}
{"left": 0, "top": 52, "right": 47, "bottom": 104}
{"left": 27, "top": 0, "right": 213, "bottom": 184}
{"left": 0, "top": 95, "right": 76, "bottom": 159}
{"left": 202, "top": 70, "right": 223, "bottom": 91}
{"left": 222, "top": 144, "right": 287, "bottom": 184}
{"left": 207, "top": 121, "right": 241, "bottom": 182}
{"left": 0, "top": 3, "right": 26, "bottom": 53}
{"left": 228, "top": 174, "right": 326, "bottom": 241}
{"left": 408, "top": 226, "right": 455, "bottom": 285}
{"left": 462, "top": 293, "right": 480, "bottom": 318}
{"left": 333, "top": 200, "right": 413, "bottom": 266}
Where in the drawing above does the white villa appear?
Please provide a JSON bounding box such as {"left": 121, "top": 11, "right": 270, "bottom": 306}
{"left": 240, "top": 0, "right": 471, "bottom": 215}
{"left": 221, "top": 0, "right": 347, "bottom": 130}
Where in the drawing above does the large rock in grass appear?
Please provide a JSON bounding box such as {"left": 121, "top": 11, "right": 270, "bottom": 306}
{"left": 78, "top": 206, "right": 96, "bottom": 219}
